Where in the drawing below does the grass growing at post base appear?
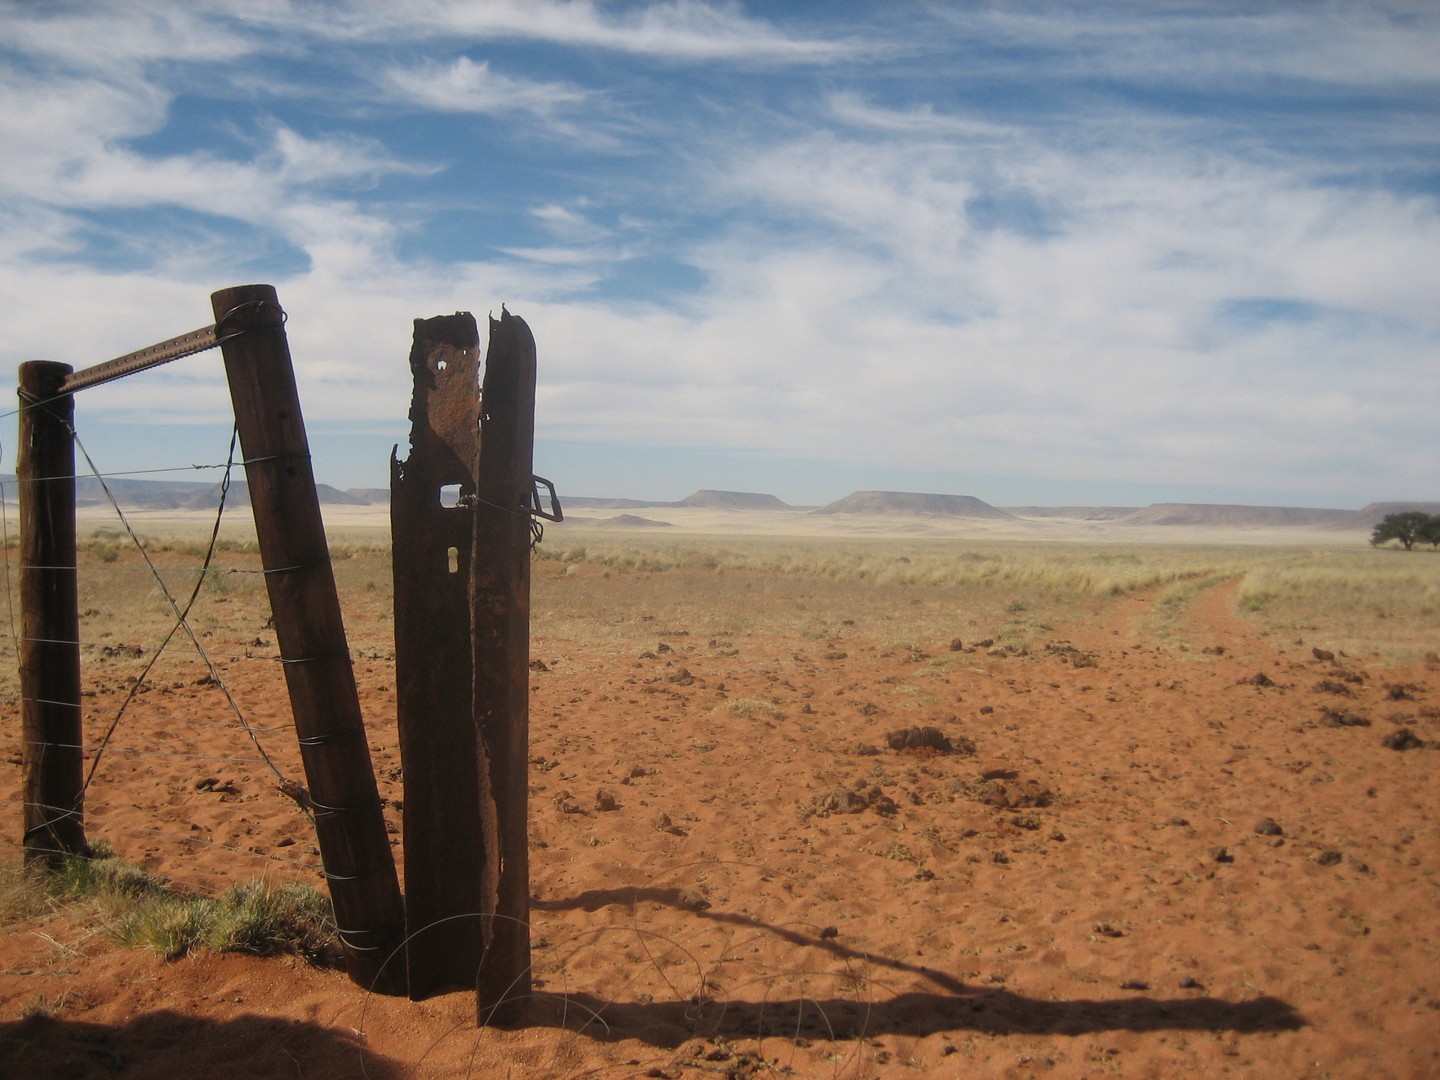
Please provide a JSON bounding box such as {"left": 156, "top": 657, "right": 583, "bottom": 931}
{"left": 0, "top": 846, "right": 338, "bottom": 964}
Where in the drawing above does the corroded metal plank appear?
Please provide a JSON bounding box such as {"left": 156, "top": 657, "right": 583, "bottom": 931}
{"left": 391, "top": 312, "right": 486, "bottom": 998}
{"left": 472, "top": 309, "right": 537, "bottom": 1023}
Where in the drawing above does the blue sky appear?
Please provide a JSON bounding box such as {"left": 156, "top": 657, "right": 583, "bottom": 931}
{"left": 1, "top": 1, "right": 1436, "bottom": 508}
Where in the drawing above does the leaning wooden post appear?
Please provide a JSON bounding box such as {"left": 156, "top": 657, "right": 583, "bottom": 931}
{"left": 17, "top": 361, "right": 88, "bottom": 866}
{"left": 210, "top": 284, "right": 406, "bottom": 994}
{"left": 473, "top": 309, "right": 537, "bottom": 1023}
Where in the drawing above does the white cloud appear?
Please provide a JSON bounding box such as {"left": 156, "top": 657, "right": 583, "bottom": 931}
{"left": 381, "top": 56, "right": 589, "bottom": 117}
{"left": 0, "top": 1, "right": 257, "bottom": 75}
{"left": 293, "top": 0, "right": 865, "bottom": 64}
{"left": 0, "top": 2, "right": 1435, "bottom": 505}
{"left": 267, "top": 125, "right": 440, "bottom": 187}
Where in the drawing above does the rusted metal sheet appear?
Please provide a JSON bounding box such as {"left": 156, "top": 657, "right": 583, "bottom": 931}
{"left": 391, "top": 312, "right": 486, "bottom": 998}
{"left": 471, "top": 309, "right": 536, "bottom": 1023}
{"left": 392, "top": 309, "right": 537, "bottom": 1015}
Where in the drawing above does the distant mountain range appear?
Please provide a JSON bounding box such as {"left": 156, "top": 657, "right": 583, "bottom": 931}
{"left": 3, "top": 477, "right": 1433, "bottom": 531}
{"left": 562, "top": 490, "right": 1434, "bottom": 531}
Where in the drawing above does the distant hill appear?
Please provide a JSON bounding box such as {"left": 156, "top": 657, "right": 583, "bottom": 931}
{"left": 1119, "top": 503, "right": 1360, "bottom": 529}
{"left": 813, "top": 491, "right": 1014, "bottom": 518}
{"left": 592, "top": 513, "right": 673, "bottom": 528}
{"left": 1353, "top": 502, "right": 1440, "bottom": 528}
{"left": 556, "top": 496, "right": 658, "bottom": 510}
{"left": 0, "top": 475, "right": 376, "bottom": 510}
{"left": 7, "top": 473, "right": 1429, "bottom": 536}
{"left": 545, "top": 490, "right": 791, "bottom": 511}
{"left": 1005, "top": 506, "right": 1141, "bottom": 521}
{"left": 674, "top": 489, "right": 790, "bottom": 510}
{"left": 345, "top": 488, "right": 389, "bottom": 505}
{"left": 66, "top": 477, "right": 372, "bottom": 510}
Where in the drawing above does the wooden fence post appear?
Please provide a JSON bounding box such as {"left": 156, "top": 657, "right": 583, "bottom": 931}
{"left": 472, "top": 309, "right": 536, "bottom": 1023}
{"left": 210, "top": 284, "right": 406, "bottom": 994}
{"left": 17, "top": 361, "right": 88, "bottom": 866}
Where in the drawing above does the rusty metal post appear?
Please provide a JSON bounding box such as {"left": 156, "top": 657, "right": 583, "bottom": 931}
{"left": 472, "top": 309, "right": 537, "bottom": 1023}
{"left": 17, "top": 361, "right": 88, "bottom": 866}
{"left": 211, "top": 284, "right": 406, "bottom": 994}
{"left": 391, "top": 313, "right": 487, "bottom": 997}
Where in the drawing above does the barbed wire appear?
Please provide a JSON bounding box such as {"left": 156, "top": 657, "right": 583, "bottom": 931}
{"left": 0, "top": 461, "right": 237, "bottom": 485}
{"left": 71, "top": 426, "right": 295, "bottom": 797}
{"left": 1, "top": 404, "right": 301, "bottom": 824}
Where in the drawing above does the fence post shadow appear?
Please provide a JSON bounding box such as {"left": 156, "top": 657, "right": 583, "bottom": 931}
{"left": 528, "top": 886, "right": 1305, "bottom": 1045}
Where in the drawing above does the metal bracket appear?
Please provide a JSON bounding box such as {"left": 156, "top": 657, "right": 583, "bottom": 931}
{"left": 530, "top": 475, "right": 563, "bottom": 522}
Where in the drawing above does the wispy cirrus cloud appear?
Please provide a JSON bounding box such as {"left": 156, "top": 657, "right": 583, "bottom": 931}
{"left": 290, "top": 0, "right": 868, "bottom": 64}
{"left": 381, "top": 56, "right": 590, "bottom": 118}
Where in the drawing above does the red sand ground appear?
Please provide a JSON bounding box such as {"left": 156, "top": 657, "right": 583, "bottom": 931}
{"left": 3, "top": 575, "right": 1438, "bottom": 1078}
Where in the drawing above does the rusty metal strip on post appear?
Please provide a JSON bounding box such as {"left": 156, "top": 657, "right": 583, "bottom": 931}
{"left": 60, "top": 324, "right": 219, "bottom": 395}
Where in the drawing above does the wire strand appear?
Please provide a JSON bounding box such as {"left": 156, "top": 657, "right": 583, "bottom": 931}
{"left": 45, "top": 419, "right": 296, "bottom": 798}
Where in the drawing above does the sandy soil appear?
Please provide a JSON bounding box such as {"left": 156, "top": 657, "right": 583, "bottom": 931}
{"left": 3, "top": 559, "right": 1439, "bottom": 1078}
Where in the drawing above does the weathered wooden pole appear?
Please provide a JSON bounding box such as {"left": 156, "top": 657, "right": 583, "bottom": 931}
{"left": 17, "top": 361, "right": 88, "bottom": 866}
{"left": 472, "top": 309, "right": 537, "bottom": 1023}
{"left": 391, "top": 312, "right": 487, "bottom": 997}
{"left": 210, "top": 284, "right": 406, "bottom": 994}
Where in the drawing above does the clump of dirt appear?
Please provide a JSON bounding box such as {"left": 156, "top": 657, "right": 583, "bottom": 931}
{"left": 1381, "top": 728, "right": 1426, "bottom": 751}
{"left": 1320, "top": 709, "right": 1371, "bottom": 728}
{"left": 1044, "top": 641, "right": 1098, "bottom": 668}
{"left": 674, "top": 1038, "right": 767, "bottom": 1078}
{"left": 886, "top": 725, "right": 976, "bottom": 755}
{"left": 812, "top": 780, "right": 898, "bottom": 817}
{"left": 968, "top": 774, "right": 1055, "bottom": 809}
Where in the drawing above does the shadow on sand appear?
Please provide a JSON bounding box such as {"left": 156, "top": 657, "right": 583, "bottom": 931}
{"left": 0, "top": 1010, "right": 407, "bottom": 1080}
{"left": 528, "top": 885, "right": 1305, "bottom": 1046}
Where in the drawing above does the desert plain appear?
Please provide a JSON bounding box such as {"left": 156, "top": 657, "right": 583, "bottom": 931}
{"left": 1, "top": 501, "right": 1438, "bottom": 1078}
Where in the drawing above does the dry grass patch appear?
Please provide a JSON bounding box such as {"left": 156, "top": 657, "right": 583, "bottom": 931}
{"left": 1, "top": 848, "right": 338, "bottom": 965}
{"left": 1236, "top": 548, "right": 1440, "bottom": 660}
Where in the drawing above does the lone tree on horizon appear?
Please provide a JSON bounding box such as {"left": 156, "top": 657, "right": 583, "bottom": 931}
{"left": 1370, "top": 511, "right": 1440, "bottom": 550}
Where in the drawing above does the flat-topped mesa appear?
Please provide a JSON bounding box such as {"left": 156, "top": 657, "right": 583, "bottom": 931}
{"left": 674, "top": 489, "right": 791, "bottom": 510}
{"left": 812, "top": 491, "right": 1014, "bottom": 519}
